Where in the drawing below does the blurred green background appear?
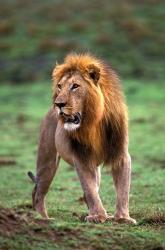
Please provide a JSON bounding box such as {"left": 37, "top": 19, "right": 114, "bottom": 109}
{"left": 0, "top": 0, "right": 164, "bottom": 83}
{"left": 0, "top": 1, "right": 165, "bottom": 250}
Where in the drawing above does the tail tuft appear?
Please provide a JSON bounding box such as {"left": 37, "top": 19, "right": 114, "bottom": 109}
{"left": 27, "top": 171, "right": 37, "bottom": 184}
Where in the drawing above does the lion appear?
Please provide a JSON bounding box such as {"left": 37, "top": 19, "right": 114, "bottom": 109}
{"left": 28, "top": 53, "right": 136, "bottom": 224}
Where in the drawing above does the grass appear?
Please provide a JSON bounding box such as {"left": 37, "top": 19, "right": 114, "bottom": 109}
{"left": 0, "top": 79, "right": 165, "bottom": 250}
{"left": 0, "top": 0, "right": 165, "bottom": 81}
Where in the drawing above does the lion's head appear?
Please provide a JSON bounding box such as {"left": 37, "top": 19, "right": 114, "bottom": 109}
{"left": 52, "top": 54, "right": 105, "bottom": 132}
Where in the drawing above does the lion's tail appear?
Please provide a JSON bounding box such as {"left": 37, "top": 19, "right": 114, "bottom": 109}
{"left": 27, "top": 171, "right": 37, "bottom": 184}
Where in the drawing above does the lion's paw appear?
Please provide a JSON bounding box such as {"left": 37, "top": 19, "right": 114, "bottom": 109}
{"left": 85, "top": 214, "right": 107, "bottom": 223}
{"left": 107, "top": 215, "right": 136, "bottom": 224}
{"left": 116, "top": 217, "right": 137, "bottom": 224}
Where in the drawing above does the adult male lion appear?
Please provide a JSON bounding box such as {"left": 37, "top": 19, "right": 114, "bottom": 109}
{"left": 28, "top": 53, "right": 136, "bottom": 224}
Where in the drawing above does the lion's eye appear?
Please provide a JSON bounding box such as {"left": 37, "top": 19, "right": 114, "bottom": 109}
{"left": 71, "top": 83, "right": 79, "bottom": 90}
{"left": 57, "top": 84, "right": 61, "bottom": 90}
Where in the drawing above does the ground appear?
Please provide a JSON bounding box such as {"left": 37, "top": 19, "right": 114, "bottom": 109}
{"left": 0, "top": 80, "right": 164, "bottom": 250}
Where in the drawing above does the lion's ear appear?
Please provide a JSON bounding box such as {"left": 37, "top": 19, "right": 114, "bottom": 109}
{"left": 88, "top": 64, "right": 100, "bottom": 84}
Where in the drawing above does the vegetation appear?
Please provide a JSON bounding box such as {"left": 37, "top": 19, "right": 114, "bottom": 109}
{"left": 0, "top": 80, "right": 164, "bottom": 250}
{"left": 0, "top": 0, "right": 165, "bottom": 82}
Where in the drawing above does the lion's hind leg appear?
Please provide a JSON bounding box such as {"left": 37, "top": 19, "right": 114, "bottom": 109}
{"left": 32, "top": 152, "right": 60, "bottom": 219}
{"left": 28, "top": 109, "right": 60, "bottom": 219}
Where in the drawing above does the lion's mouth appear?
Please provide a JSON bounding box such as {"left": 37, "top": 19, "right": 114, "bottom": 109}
{"left": 60, "top": 112, "right": 81, "bottom": 125}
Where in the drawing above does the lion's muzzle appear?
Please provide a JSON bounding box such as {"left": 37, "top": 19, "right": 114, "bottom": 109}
{"left": 59, "top": 112, "right": 81, "bottom": 131}
{"left": 60, "top": 112, "right": 81, "bottom": 124}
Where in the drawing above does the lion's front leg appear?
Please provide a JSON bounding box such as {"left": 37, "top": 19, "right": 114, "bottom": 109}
{"left": 75, "top": 162, "right": 107, "bottom": 223}
{"left": 111, "top": 153, "right": 136, "bottom": 224}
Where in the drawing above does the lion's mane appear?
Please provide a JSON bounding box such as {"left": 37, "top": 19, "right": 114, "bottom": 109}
{"left": 53, "top": 53, "right": 128, "bottom": 166}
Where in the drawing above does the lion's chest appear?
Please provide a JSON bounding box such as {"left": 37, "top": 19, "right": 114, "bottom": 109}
{"left": 55, "top": 122, "right": 74, "bottom": 166}
{"left": 55, "top": 121, "right": 105, "bottom": 167}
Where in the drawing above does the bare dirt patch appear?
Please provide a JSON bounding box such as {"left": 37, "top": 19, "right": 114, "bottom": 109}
{"left": 0, "top": 157, "right": 16, "bottom": 167}
{"left": 139, "top": 211, "right": 165, "bottom": 226}
{"left": 0, "top": 206, "right": 82, "bottom": 242}
{"left": 0, "top": 206, "right": 48, "bottom": 237}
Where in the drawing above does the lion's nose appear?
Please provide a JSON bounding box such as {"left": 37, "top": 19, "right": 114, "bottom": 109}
{"left": 55, "top": 101, "right": 67, "bottom": 109}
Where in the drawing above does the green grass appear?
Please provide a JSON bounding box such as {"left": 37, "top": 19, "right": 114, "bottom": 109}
{"left": 0, "top": 1, "right": 165, "bottom": 81}
{"left": 0, "top": 80, "right": 165, "bottom": 250}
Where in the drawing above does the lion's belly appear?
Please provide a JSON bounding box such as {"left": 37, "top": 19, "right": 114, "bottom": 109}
{"left": 55, "top": 122, "right": 74, "bottom": 166}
